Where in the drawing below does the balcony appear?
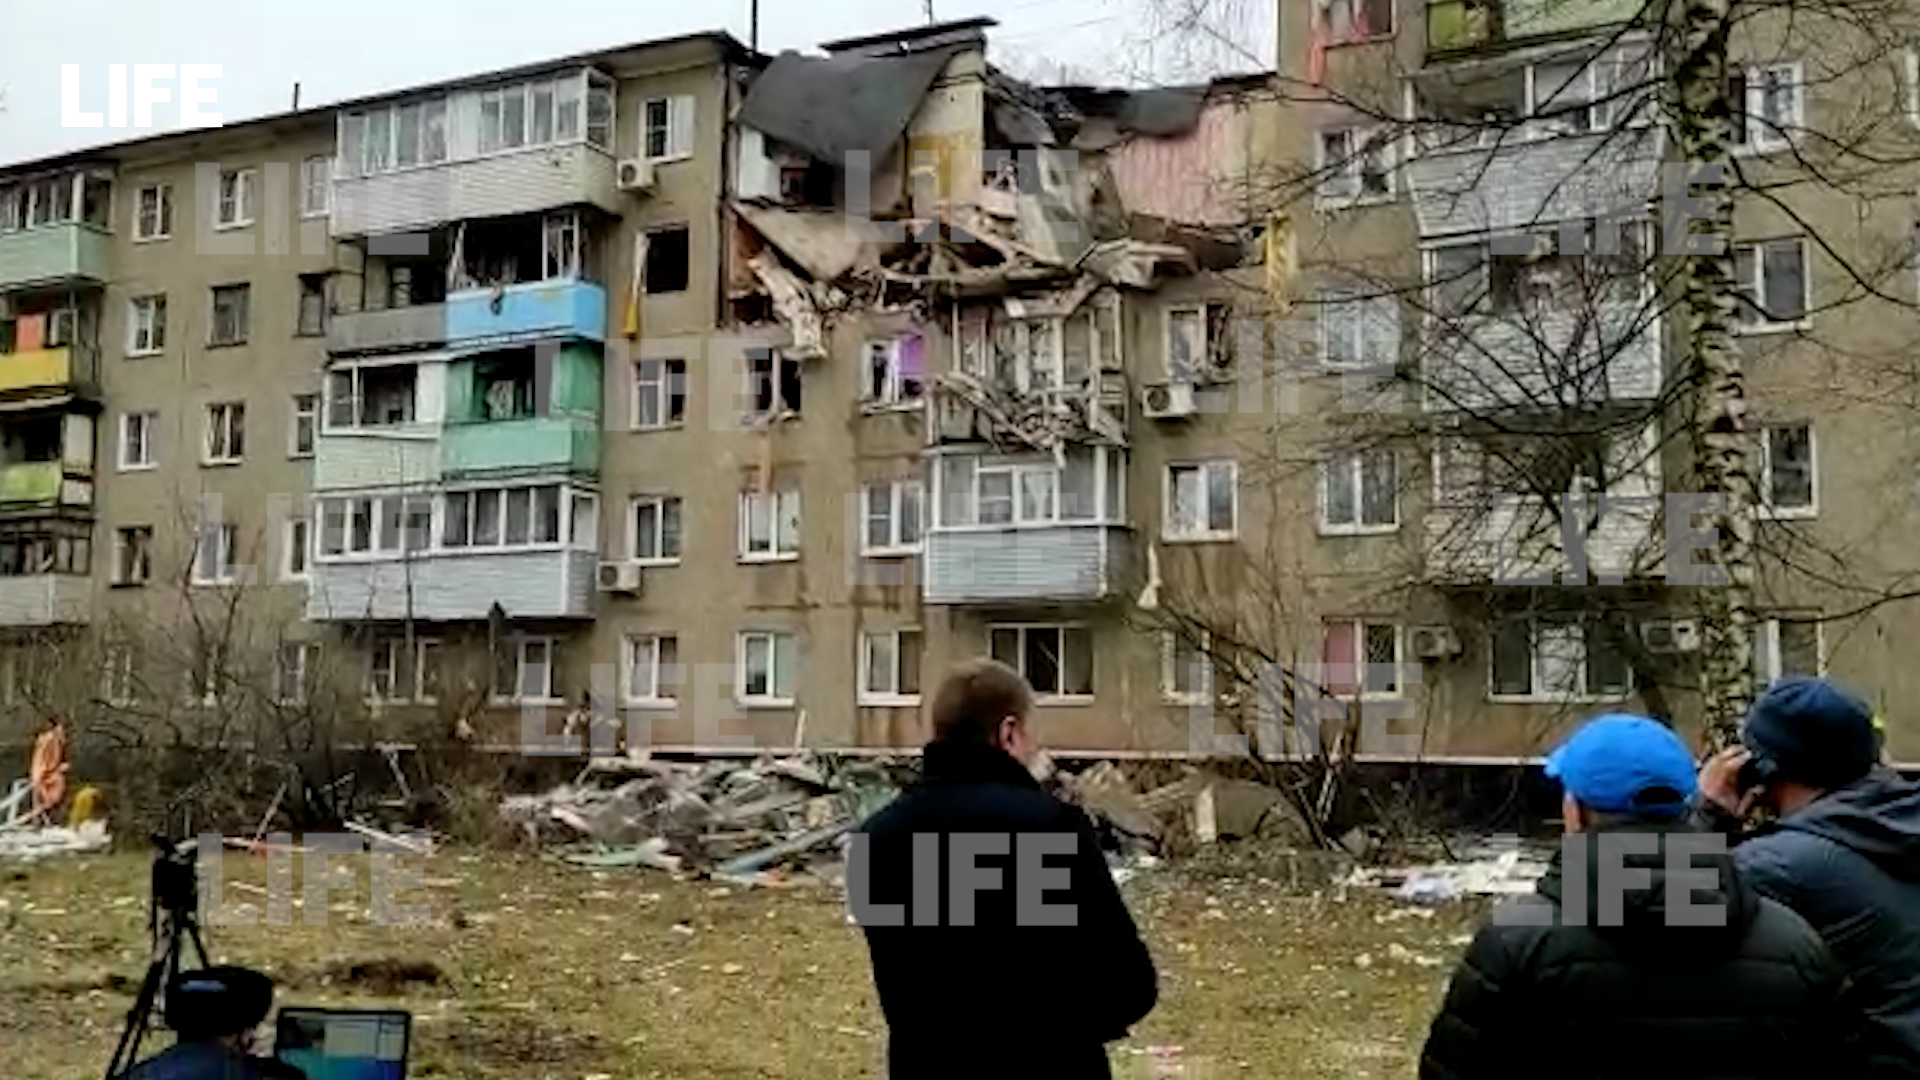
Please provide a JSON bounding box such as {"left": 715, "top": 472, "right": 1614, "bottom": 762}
{"left": 327, "top": 303, "right": 448, "bottom": 356}
{"left": 0, "top": 347, "right": 78, "bottom": 396}
{"left": 0, "top": 462, "right": 88, "bottom": 510}
{"left": 307, "top": 549, "right": 596, "bottom": 621}
{"left": 1427, "top": 0, "right": 1644, "bottom": 56}
{"left": 446, "top": 280, "right": 606, "bottom": 350}
{"left": 1406, "top": 126, "right": 1661, "bottom": 238}
{"left": 332, "top": 144, "right": 620, "bottom": 239}
{"left": 1424, "top": 305, "right": 1661, "bottom": 412}
{"left": 442, "top": 417, "right": 599, "bottom": 480}
{"left": 313, "top": 429, "right": 442, "bottom": 491}
{"left": 0, "top": 574, "right": 91, "bottom": 626}
{"left": 0, "top": 224, "right": 111, "bottom": 292}
{"left": 924, "top": 525, "right": 1133, "bottom": 605}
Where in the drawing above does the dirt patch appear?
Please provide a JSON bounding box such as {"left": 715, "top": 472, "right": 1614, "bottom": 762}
{"left": 434, "top": 1016, "right": 604, "bottom": 1069}
{"left": 284, "top": 957, "right": 446, "bottom": 996}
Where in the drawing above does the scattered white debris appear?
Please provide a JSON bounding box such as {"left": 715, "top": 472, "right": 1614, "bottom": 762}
{"left": 0, "top": 819, "right": 109, "bottom": 862}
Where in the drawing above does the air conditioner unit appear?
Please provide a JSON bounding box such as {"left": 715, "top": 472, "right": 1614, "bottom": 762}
{"left": 1140, "top": 380, "right": 1196, "bottom": 420}
{"left": 616, "top": 158, "right": 656, "bottom": 193}
{"left": 1411, "top": 625, "right": 1463, "bottom": 660}
{"left": 596, "top": 561, "right": 644, "bottom": 596}
{"left": 1640, "top": 618, "right": 1701, "bottom": 653}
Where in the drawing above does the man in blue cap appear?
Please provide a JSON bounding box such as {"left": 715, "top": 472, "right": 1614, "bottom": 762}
{"left": 1698, "top": 675, "right": 1920, "bottom": 1074}
{"left": 1422, "top": 713, "right": 1859, "bottom": 1079}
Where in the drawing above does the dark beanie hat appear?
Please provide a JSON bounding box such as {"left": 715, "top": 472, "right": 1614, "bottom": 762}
{"left": 165, "top": 966, "right": 274, "bottom": 1040}
{"left": 1742, "top": 676, "right": 1878, "bottom": 789}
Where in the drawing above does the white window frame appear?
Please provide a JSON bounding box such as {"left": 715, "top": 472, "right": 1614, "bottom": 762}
{"left": 1163, "top": 460, "right": 1238, "bottom": 542}
{"left": 737, "top": 630, "right": 798, "bottom": 707}
{"left": 290, "top": 394, "right": 317, "bottom": 458}
{"left": 1733, "top": 237, "right": 1811, "bottom": 334}
{"left": 191, "top": 522, "right": 239, "bottom": 586}
{"left": 118, "top": 411, "right": 156, "bottom": 471}
{"left": 739, "top": 486, "right": 801, "bottom": 562}
{"left": 989, "top": 623, "right": 1095, "bottom": 702}
{"left": 858, "top": 628, "right": 923, "bottom": 706}
{"left": 864, "top": 338, "right": 927, "bottom": 408}
{"left": 127, "top": 294, "right": 166, "bottom": 356}
{"left": 494, "top": 636, "right": 559, "bottom": 704}
{"left": 1320, "top": 619, "right": 1406, "bottom": 701}
{"left": 209, "top": 284, "right": 249, "bottom": 347}
{"left": 133, "top": 182, "right": 172, "bottom": 241}
{"left": 1759, "top": 422, "right": 1818, "bottom": 519}
{"left": 1736, "top": 62, "right": 1804, "bottom": 153}
{"left": 1161, "top": 630, "right": 1212, "bottom": 705}
{"left": 300, "top": 155, "right": 332, "bottom": 217}
{"left": 1907, "top": 48, "right": 1920, "bottom": 128}
{"left": 324, "top": 360, "right": 420, "bottom": 431}
{"left": 1011, "top": 317, "right": 1065, "bottom": 393}
{"left": 632, "top": 357, "right": 687, "bottom": 430}
{"left": 204, "top": 402, "right": 245, "bottom": 465}
{"left": 1318, "top": 449, "right": 1399, "bottom": 534}
{"left": 282, "top": 514, "right": 311, "bottom": 582}
{"left": 215, "top": 167, "right": 256, "bottom": 229}
{"left": 1315, "top": 125, "right": 1395, "bottom": 207}
{"left": 1487, "top": 618, "right": 1632, "bottom": 704}
{"left": 113, "top": 526, "right": 152, "bottom": 586}
{"left": 861, "top": 479, "right": 925, "bottom": 556}
{"left": 1754, "top": 616, "right": 1826, "bottom": 686}
{"left": 642, "top": 95, "right": 696, "bottom": 163}
{"left": 1317, "top": 291, "right": 1398, "bottom": 371}
{"left": 276, "top": 642, "right": 312, "bottom": 705}
{"left": 630, "top": 495, "right": 683, "bottom": 565}
{"left": 622, "top": 633, "right": 679, "bottom": 705}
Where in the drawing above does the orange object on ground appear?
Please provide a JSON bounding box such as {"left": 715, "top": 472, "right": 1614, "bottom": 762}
{"left": 29, "top": 719, "right": 69, "bottom": 820}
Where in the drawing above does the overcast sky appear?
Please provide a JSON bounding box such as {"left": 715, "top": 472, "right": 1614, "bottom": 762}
{"left": 0, "top": 0, "right": 1275, "bottom": 167}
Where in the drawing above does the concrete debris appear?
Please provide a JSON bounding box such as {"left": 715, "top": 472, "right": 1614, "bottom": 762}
{"left": 0, "top": 818, "right": 110, "bottom": 862}
{"left": 500, "top": 754, "right": 903, "bottom": 886}
{"left": 1344, "top": 839, "right": 1553, "bottom": 904}
{"left": 1056, "top": 763, "right": 1311, "bottom": 857}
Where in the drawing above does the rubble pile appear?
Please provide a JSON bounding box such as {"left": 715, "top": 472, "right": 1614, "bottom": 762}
{"left": 500, "top": 754, "right": 906, "bottom": 887}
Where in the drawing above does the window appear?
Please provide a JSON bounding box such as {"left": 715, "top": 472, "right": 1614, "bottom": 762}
{"left": 633, "top": 358, "right": 687, "bottom": 429}
{"left": 990, "top": 626, "right": 1094, "bottom": 699}
{"left": 1165, "top": 303, "right": 1233, "bottom": 381}
{"left": 631, "top": 495, "right": 683, "bottom": 563}
{"left": 370, "top": 639, "right": 442, "bottom": 702}
{"left": 215, "top": 168, "right": 255, "bottom": 228}
{"left": 1316, "top": 127, "right": 1393, "bottom": 204}
{"left": 737, "top": 631, "right": 798, "bottom": 705}
{"left": 326, "top": 363, "right": 417, "bottom": 428}
{"left": 644, "top": 227, "right": 691, "bottom": 293}
{"left": 128, "top": 295, "right": 166, "bottom": 355}
{"left": 501, "top": 637, "right": 557, "bottom": 702}
{"left": 276, "top": 643, "right": 311, "bottom": 705}
{"left": 1427, "top": 243, "right": 1490, "bottom": 318}
{"left": 1760, "top": 423, "right": 1816, "bottom": 516}
{"left": 433, "top": 485, "right": 565, "bottom": 552}
{"left": 935, "top": 449, "right": 1115, "bottom": 528}
{"left": 283, "top": 515, "right": 310, "bottom": 581}
{"left": 748, "top": 350, "right": 803, "bottom": 415}
{"left": 134, "top": 183, "right": 172, "bottom": 240}
{"left": 113, "top": 526, "right": 152, "bottom": 585}
{"left": 643, "top": 95, "right": 696, "bottom": 162}
{"left": 296, "top": 274, "right": 329, "bottom": 336}
{"left": 860, "top": 629, "right": 923, "bottom": 704}
{"left": 1489, "top": 618, "right": 1630, "bottom": 701}
{"left": 193, "top": 522, "right": 239, "bottom": 585}
{"left": 1318, "top": 0, "right": 1393, "bottom": 40}
{"left": 1318, "top": 292, "right": 1398, "bottom": 370}
{"left": 624, "top": 634, "right": 680, "bottom": 703}
{"left": 290, "top": 394, "right": 317, "bottom": 458}
{"left": 114, "top": 411, "right": 156, "bottom": 471}
{"left": 863, "top": 480, "right": 925, "bottom": 555}
{"left": 1320, "top": 449, "right": 1398, "bottom": 532}
{"left": 1320, "top": 620, "right": 1403, "bottom": 698}
{"left": 300, "top": 156, "right": 331, "bottom": 217}
{"left": 1165, "top": 461, "right": 1237, "bottom": 541}
{"left": 587, "top": 76, "right": 615, "bottom": 150}
{"left": 340, "top": 98, "right": 450, "bottom": 177}
{"left": 740, "top": 486, "right": 801, "bottom": 560}
{"left": 204, "top": 403, "right": 245, "bottom": 464}
{"left": 1162, "top": 631, "right": 1212, "bottom": 704}
{"left": 105, "top": 644, "right": 136, "bottom": 706}
{"left": 865, "top": 337, "right": 928, "bottom": 405}
{"left": 540, "top": 210, "right": 589, "bottom": 280}
{"left": 1755, "top": 617, "right": 1824, "bottom": 685}
{"left": 209, "top": 284, "right": 250, "bottom": 346}
{"left": 1733, "top": 64, "right": 1803, "bottom": 151}
{"left": 1734, "top": 238, "right": 1809, "bottom": 330}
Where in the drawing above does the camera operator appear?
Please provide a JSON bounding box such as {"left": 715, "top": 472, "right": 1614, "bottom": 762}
{"left": 123, "top": 966, "right": 302, "bottom": 1080}
{"left": 1696, "top": 676, "right": 1920, "bottom": 1076}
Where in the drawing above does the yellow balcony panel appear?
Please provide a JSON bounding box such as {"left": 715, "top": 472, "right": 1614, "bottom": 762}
{"left": 0, "top": 347, "right": 74, "bottom": 395}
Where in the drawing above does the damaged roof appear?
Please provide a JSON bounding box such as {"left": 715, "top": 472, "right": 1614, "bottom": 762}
{"left": 737, "top": 47, "right": 963, "bottom": 162}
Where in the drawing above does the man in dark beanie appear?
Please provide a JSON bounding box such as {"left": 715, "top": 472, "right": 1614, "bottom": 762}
{"left": 1698, "top": 675, "right": 1920, "bottom": 1074}
{"left": 123, "top": 966, "right": 300, "bottom": 1078}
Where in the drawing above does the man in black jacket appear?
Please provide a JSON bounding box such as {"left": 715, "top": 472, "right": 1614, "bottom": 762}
{"left": 1697, "top": 676, "right": 1920, "bottom": 1075}
{"left": 1422, "top": 713, "right": 1859, "bottom": 1080}
{"left": 851, "top": 658, "right": 1157, "bottom": 1079}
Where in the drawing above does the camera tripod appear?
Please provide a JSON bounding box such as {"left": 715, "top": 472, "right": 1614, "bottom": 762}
{"left": 103, "top": 837, "right": 208, "bottom": 1079}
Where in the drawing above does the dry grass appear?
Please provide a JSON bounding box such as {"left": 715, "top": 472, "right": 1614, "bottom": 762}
{"left": 0, "top": 848, "right": 1481, "bottom": 1078}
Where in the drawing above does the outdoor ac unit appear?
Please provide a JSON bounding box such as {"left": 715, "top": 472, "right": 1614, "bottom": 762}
{"left": 1411, "top": 625, "right": 1463, "bottom": 660}
{"left": 616, "top": 158, "right": 656, "bottom": 193}
{"left": 596, "top": 561, "right": 644, "bottom": 596}
{"left": 1140, "top": 380, "right": 1196, "bottom": 420}
{"left": 1640, "top": 618, "right": 1701, "bottom": 653}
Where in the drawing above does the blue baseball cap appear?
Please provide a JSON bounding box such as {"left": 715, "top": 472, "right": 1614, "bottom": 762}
{"left": 1544, "top": 713, "right": 1698, "bottom": 817}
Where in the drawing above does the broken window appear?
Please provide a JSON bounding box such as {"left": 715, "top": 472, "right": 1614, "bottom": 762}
{"left": 1761, "top": 423, "right": 1816, "bottom": 513}
{"left": 327, "top": 363, "right": 418, "bottom": 429}
{"left": 476, "top": 348, "right": 538, "bottom": 421}
{"left": 297, "top": 273, "right": 329, "bottom": 336}
{"left": 645, "top": 226, "right": 691, "bottom": 294}
{"left": 748, "top": 349, "right": 802, "bottom": 414}
{"left": 990, "top": 625, "right": 1093, "bottom": 698}
{"left": 1316, "top": 127, "right": 1393, "bottom": 202}
{"left": 866, "top": 336, "right": 927, "bottom": 405}
{"left": 1490, "top": 618, "right": 1630, "bottom": 700}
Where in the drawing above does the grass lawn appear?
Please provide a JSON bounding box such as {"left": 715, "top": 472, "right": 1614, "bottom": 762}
{"left": 0, "top": 848, "right": 1482, "bottom": 1078}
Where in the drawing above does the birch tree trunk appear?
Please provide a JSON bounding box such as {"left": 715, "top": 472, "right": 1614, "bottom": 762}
{"left": 1666, "top": 0, "right": 1757, "bottom": 746}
